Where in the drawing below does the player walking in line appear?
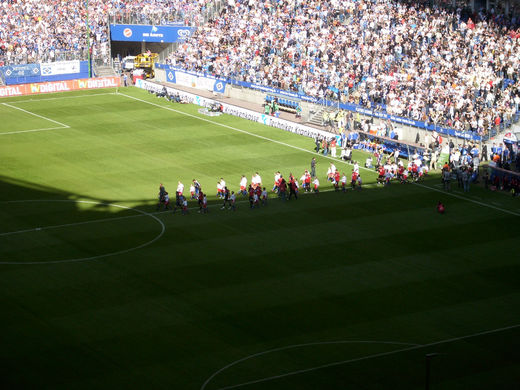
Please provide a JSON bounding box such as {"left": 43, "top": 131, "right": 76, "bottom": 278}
{"left": 252, "top": 172, "right": 262, "bottom": 189}
{"left": 353, "top": 161, "right": 360, "bottom": 174}
{"left": 181, "top": 196, "right": 188, "bottom": 215}
{"left": 252, "top": 191, "right": 259, "bottom": 208}
{"left": 173, "top": 182, "right": 184, "bottom": 213}
{"left": 217, "top": 181, "right": 223, "bottom": 199}
{"left": 240, "top": 175, "right": 248, "bottom": 196}
{"left": 189, "top": 182, "right": 196, "bottom": 199}
{"left": 351, "top": 170, "right": 358, "bottom": 190}
{"left": 248, "top": 185, "right": 255, "bottom": 208}
{"left": 288, "top": 176, "right": 298, "bottom": 200}
{"left": 162, "top": 192, "right": 171, "bottom": 210}
{"left": 273, "top": 171, "right": 281, "bottom": 193}
{"left": 202, "top": 194, "right": 208, "bottom": 213}
{"left": 193, "top": 179, "right": 201, "bottom": 196}
{"left": 176, "top": 181, "right": 184, "bottom": 197}
{"left": 157, "top": 183, "right": 167, "bottom": 210}
{"left": 230, "top": 191, "right": 236, "bottom": 211}
{"left": 333, "top": 170, "right": 341, "bottom": 191}
{"left": 261, "top": 187, "right": 268, "bottom": 206}
{"left": 313, "top": 177, "right": 320, "bottom": 194}
{"left": 278, "top": 175, "right": 287, "bottom": 201}
{"left": 198, "top": 191, "right": 204, "bottom": 213}
{"left": 341, "top": 172, "right": 347, "bottom": 192}
{"left": 221, "top": 187, "right": 231, "bottom": 209}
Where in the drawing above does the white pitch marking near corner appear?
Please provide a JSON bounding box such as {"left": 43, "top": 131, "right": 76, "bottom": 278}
{"left": 7, "top": 92, "right": 117, "bottom": 104}
{"left": 2, "top": 102, "right": 70, "bottom": 129}
{"left": 117, "top": 92, "right": 520, "bottom": 218}
{"left": 205, "top": 324, "right": 520, "bottom": 390}
{"left": 0, "top": 126, "right": 69, "bottom": 136}
{"left": 413, "top": 182, "right": 520, "bottom": 217}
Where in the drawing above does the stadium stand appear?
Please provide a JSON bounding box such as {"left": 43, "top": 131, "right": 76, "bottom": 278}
{"left": 167, "top": 0, "right": 520, "bottom": 137}
{"left": 0, "top": 0, "right": 221, "bottom": 66}
{"left": 1, "top": 0, "right": 519, "bottom": 138}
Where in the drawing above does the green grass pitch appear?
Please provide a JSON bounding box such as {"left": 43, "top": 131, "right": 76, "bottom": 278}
{"left": 0, "top": 87, "right": 519, "bottom": 389}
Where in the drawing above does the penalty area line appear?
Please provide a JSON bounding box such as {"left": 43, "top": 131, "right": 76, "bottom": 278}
{"left": 2, "top": 102, "right": 70, "bottom": 129}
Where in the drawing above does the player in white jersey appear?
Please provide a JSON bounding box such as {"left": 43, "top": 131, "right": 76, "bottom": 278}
{"left": 340, "top": 173, "right": 347, "bottom": 192}
{"left": 252, "top": 172, "right": 262, "bottom": 189}
{"left": 273, "top": 171, "right": 281, "bottom": 192}
{"left": 313, "top": 177, "right": 320, "bottom": 193}
{"left": 353, "top": 161, "right": 359, "bottom": 173}
{"left": 217, "top": 181, "right": 223, "bottom": 198}
{"left": 176, "top": 181, "right": 184, "bottom": 196}
{"left": 239, "top": 175, "right": 248, "bottom": 195}
{"left": 261, "top": 187, "right": 268, "bottom": 205}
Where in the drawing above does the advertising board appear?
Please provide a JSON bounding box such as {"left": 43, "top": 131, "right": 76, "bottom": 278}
{"left": 40, "top": 61, "right": 81, "bottom": 76}
{"left": 110, "top": 25, "right": 196, "bottom": 43}
{"left": 0, "top": 77, "right": 120, "bottom": 98}
{"left": 135, "top": 79, "right": 334, "bottom": 140}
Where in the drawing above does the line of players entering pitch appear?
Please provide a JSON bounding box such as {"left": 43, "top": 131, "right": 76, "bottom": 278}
{"left": 156, "top": 163, "right": 365, "bottom": 214}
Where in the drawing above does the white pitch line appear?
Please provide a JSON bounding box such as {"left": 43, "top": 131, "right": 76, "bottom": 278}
{"left": 200, "top": 340, "right": 420, "bottom": 390}
{"left": 0, "top": 199, "right": 165, "bottom": 265}
{"left": 2, "top": 102, "right": 70, "bottom": 128}
{"left": 0, "top": 212, "right": 147, "bottom": 237}
{"left": 210, "top": 323, "right": 520, "bottom": 390}
{"left": 0, "top": 126, "right": 68, "bottom": 136}
{"left": 414, "top": 182, "right": 520, "bottom": 217}
{"left": 118, "top": 92, "right": 520, "bottom": 218}
{"left": 7, "top": 92, "right": 116, "bottom": 104}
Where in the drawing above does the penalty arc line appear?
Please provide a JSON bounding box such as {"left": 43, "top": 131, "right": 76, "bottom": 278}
{"left": 208, "top": 323, "right": 520, "bottom": 390}
{"left": 117, "top": 92, "right": 520, "bottom": 218}
{"left": 2, "top": 102, "right": 70, "bottom": 128}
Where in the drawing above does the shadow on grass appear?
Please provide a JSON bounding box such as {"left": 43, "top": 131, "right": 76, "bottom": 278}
{"left": 0, "top": 169, "right": 516, "bottom": 266}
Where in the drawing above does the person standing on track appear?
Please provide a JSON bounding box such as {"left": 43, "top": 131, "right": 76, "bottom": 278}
{"left": 311, "top": 157, "right": 316, "bottom": 178}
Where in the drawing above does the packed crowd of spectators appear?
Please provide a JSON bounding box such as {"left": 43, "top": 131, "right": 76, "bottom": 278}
{"left": 168, "top": 0, "right": 520, "bottom": 136}
{"left": 0, "top": 0, "right": 221, "bottom": 66}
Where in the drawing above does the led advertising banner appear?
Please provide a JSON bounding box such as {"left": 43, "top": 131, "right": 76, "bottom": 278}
{"left": 0, "top": 77, "right": 120, "bottom": 98}
{"left": 110, "top": 25, "right": 196, "bottom": 43}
